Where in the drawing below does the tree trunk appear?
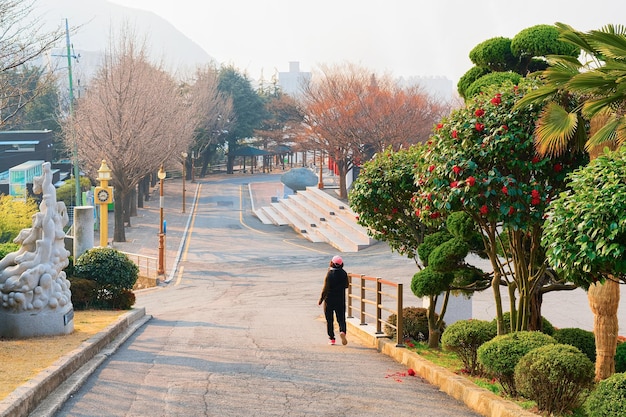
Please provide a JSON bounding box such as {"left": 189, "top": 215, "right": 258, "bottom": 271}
{"left": 113, "top": 190, "right": 126, "bottom": 242}
{"left": 588, "top": 277, "right": 620, "bottom": 381}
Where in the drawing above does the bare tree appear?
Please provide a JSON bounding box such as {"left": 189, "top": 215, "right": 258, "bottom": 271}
{"left": 0, "top": 0, "right": 64, "bottom": 126}
{"left": 300, "top": 63, "right": 450, "bottom": 198}
{"left": 66, "top": 27, "right": 200, "bottom": 242}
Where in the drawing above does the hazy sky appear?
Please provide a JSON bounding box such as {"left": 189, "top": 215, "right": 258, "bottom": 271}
{"left": 108, "top": 0, "right": 625, "bottom": 84}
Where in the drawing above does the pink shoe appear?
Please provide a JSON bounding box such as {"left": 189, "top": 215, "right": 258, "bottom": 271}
{"left": 340, "top": 332, "right": 348, "bottom": 345}
{"left": 329, "top": 339, "right": 336, "bottom": 345}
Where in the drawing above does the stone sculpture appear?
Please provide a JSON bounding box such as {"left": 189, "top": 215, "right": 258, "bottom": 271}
{"left": 0, "top": 162, "right": 73, "bottom": 337}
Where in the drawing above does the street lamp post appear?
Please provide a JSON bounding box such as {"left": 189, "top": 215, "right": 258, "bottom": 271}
{"left": 157, "top": 165, "right": 166, "bottom": 276}
{"left": 182, "top": 152, "right": 188, "bottom": 213}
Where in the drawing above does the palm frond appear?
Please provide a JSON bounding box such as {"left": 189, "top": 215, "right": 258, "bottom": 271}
{"left": 586, "top": 30, "right": 626, "bottom": 60}
{"left": 569, "top": 71, "right": 618, "bottom": 94}
{"left": 616, "top": 116, "right": 626, "bottom": 148}
{"left": 514, "top": 86, "right": 558, "bottom": 109}
{"left": 535, "top": 102, "right": 580, "bottom": 156}
{"left": 583, "top": 96, "right": 621, "bottom": 118}
{"left": 555, "top": 22, "right": 595, "bottom": 55}
{"left": 585, "top": 116, "right": 620, "bottom": 150}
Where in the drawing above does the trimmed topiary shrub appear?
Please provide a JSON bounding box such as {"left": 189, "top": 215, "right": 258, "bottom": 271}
{"left": 441, "top": 319, "right": 496, "bottom": 375}
{"left": 553, "top": 327, "right": 596, "bottom": 363}
{"left": 477, "top": 331, "right": 556, "bottom": 396}
{"left": 514, "top": 344, "right": 594, "bottom": 415}
{"left": 74, "top": 248, "right": 139, "bottom": 309}
{"left": 384, "top": 307, "right": 445, "bottom": 343}
{"left": 68, "top": 277, "right": 98, "bottom": 310}
{"left": 615, "top": 342, "right": 626, "bottom": 373}
{"left": 583, "top": 372, "right": 626, "bottom": 417}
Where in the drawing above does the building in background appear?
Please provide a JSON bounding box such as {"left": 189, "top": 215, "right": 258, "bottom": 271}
{"left": 278, "top": 62, "right": 311, "bottom": 97}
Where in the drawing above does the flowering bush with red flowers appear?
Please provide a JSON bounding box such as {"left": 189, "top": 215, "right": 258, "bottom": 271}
{"left": 413, "top": 80, "right": 588, "bottom": 333}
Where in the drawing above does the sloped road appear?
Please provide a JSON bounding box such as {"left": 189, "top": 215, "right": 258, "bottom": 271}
{"left": 54, "top": 175, "right": 481, "bottom": 417}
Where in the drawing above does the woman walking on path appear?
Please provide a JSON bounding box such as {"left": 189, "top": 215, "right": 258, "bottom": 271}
{"left": 318, "top": 255, "right": 349, "bottom": 345}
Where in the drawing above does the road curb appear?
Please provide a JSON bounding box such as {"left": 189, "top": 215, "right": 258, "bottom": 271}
{"left": 346, "top": 320, "right": 537, "bottom": 417}
{"left": 0, "top": 308, "right": 148, "bottom": 417}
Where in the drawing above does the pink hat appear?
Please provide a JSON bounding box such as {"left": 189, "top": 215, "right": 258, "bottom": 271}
{"left": 332, "top": 255, "right": 343, "bottom": 265}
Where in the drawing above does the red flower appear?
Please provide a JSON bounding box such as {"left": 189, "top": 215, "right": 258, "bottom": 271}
{"left": 501, "top": 186, "right": 508, "bottom": 195}
{"left": 554, "top": 163, "right": 563, "bottom": 172}
{"left": 450, "top": 181, "right": 459, "bottom": 188}
{"left": 531, "top": 198, "right": 541, "bottom": 206}
{"left": 414, "top": 209, "right": 420, "bottom": 217}
{"left": 531, "top": 189, "right": 540, "bottom": 198}
{"left": 501, "top": 125, "right": 508, "bottom": 131}
{"left": 429, "top": 212, "right": 441, "bottom": 219}
{"left": 407, "top": 369, "right": 416, "bottom": 376}
{"left": 466, "top": 176, "right": 476, "bottom": 186}
{"left": 475, "top": 108, "right": 485, "bottom": 117}
{"left": 452, "top": 130, "right": 458, "bottom": 139}
{"left": 508, "top": 206, "right": 515, "bottom": 215}
{"left": 437, "top": 123, "right": 444, "bottom": 129}
{"left": 479, "top": 205, "right": 488, "bottom": 215}
{"left": 452, "top": 165, "right": 462, "bottom": 175}
{"left": 532, "top": 156, "right": 541, "bottom": 164}
{"left": 475, "top": 123, "right": 485, "bottom": 132}
{"left": 428, "top": 164, "right": 436, "bottom": 172}
{"left": 392, "top": 208, "right": 398, "bottom": 214}
{"left": 490, "top": 94, "right": 502, "bottom": 105}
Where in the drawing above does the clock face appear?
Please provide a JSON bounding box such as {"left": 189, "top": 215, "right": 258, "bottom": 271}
{"left": 97, "top": 189, "right": 110, "bottom": 202}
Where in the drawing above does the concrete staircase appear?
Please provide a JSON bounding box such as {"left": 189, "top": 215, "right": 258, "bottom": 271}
{"left": 254, "top": 185, "right": 375, "bottom": 252}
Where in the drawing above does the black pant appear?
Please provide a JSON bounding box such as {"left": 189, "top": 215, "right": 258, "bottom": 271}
{"left": 323, "top": 301, "right": 346, "bottom": 339}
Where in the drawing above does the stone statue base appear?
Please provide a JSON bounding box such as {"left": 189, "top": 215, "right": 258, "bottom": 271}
{"left": 0, "top": 303, "right": 74, "bottom": 338}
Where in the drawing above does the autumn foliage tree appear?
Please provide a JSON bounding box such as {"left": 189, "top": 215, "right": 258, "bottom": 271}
{"left": 300, "top": 63, "right": 449, "bottom": 199}
{"left": 67, "top": 28, "right": 202, "bottom": 242}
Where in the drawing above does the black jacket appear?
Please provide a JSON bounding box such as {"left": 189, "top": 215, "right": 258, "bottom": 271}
{"left": 319, "top": 267, "right": 349, "bottom": 305}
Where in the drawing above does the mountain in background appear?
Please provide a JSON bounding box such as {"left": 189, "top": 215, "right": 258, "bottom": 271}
{"left": 36, "top": 0, "right": 214, "bottom": 80}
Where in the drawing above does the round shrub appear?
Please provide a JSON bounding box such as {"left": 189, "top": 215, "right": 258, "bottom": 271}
{"left": 553, "top": 327, "right": 596, "bottom": 363}
{"left": 384, "top": 307, "right": 445, "bottom": 343}
{"left": 75, "top": 247, "right": 138, "bottom": 291}
{"left": 477, "top": 331, "right": 556, "bottom": 396}
{"left": 68, "top": 277, "right": 98, "bottom": 310}
{"left": 583, "top": 372, "right": 626, "bottom": 417}
{"left": 515, "top": 344, "right": 594, "bottom": 415}
{"left": 615, "top": 342, "right": 626, "bottom": 373}
{"left": 74, "top": 248, "right": 138, "bottom": 310}
{"left": 441, "top": 319, "right": 496, "bottom": 375}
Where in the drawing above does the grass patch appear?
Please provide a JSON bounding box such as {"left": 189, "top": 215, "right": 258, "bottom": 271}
{"left": 0, "top": 310, "right": 125, "bottom": 400}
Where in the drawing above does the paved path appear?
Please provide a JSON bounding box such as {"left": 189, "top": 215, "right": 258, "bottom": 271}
{"left": 54, "top": 173, "right": 481, "bottom": 417}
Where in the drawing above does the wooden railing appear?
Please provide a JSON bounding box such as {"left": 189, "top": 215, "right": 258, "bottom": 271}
{"left": 347, "top": 273, "right": 404, "bottom": 347}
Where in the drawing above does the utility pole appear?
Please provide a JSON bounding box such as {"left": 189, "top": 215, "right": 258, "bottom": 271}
{"left": 65, "top": 18, "right": 80, "bottom": 207}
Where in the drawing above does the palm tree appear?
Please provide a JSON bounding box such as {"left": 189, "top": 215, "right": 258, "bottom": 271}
{"left": 516, "top": 23, "right": 626, "bottom": 380}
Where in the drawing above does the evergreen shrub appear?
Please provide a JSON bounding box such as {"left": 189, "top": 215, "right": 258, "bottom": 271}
{"left": 441, "top": 319, "right": 495, "bottom": 375}
{"left": 583, "top": 372, "right": 626, "bottom": 417}
{"left": 514, "top": 344, "right": 594, "bottom": 415}
{"left": 477, "top": 331, "right": 556, "bottom": 396}
{"left": 553, "top": 327, "right": 596, "bottom": 362}
{"left": 74, "top": 248, "right": 138, "bottom": 309}
{"left": 385, "top": 307, "right": 445, "bottom": 343}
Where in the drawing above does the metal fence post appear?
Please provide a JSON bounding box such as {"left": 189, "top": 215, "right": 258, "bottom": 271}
{"left": 376, "top": 279, "right": 383, "bottom": 334}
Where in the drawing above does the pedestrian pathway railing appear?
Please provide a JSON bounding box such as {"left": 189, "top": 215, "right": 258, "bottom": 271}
{"left": 122, "top": 251, "right": 158, "bottom": 282}
{"left": 347, "top": 273, "right": 404, "bottom": 347}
